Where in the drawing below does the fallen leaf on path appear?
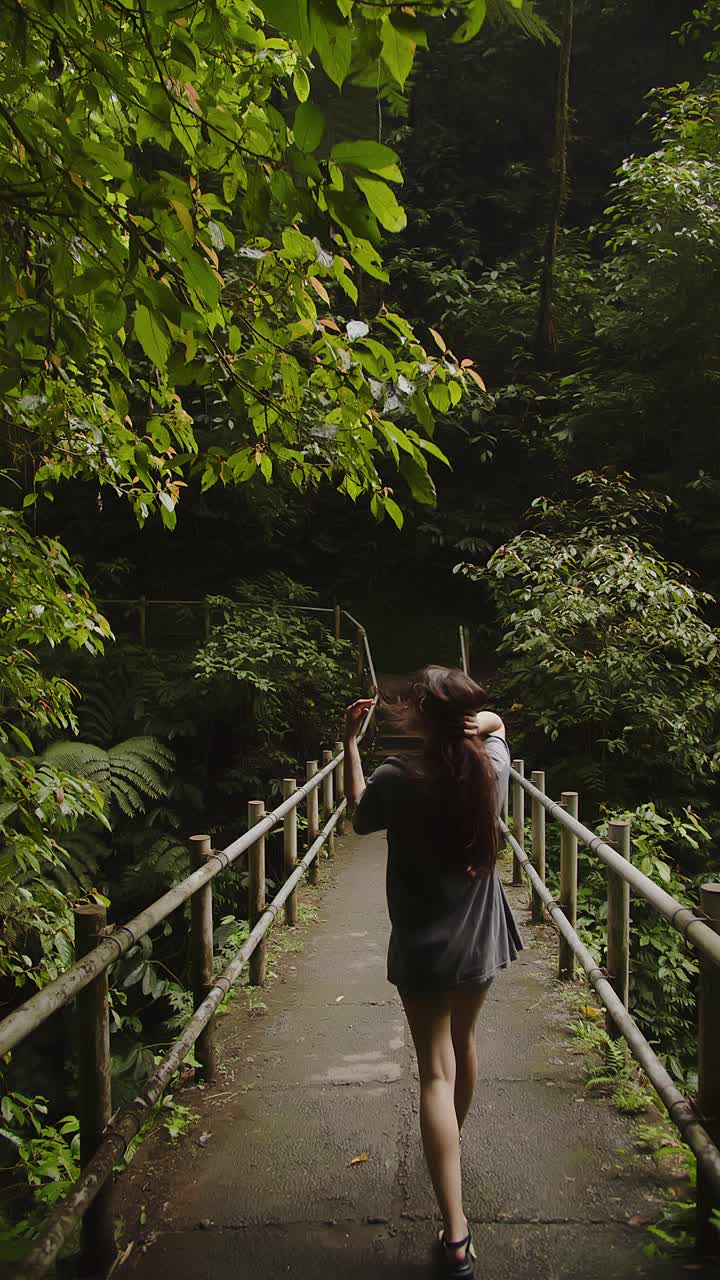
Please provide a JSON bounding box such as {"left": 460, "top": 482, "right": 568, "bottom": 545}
{"left": 582, "top": 1005, "right": 603, "bottom": 1017}
{"left": 335, "top": 995, "right": 345, "bottom": 1003}
{"left": 627, "top": 1214, "right": 654, "bottom": 1227}
{"left": 349, "top": 1153, "right": 369, "bottom": 1166}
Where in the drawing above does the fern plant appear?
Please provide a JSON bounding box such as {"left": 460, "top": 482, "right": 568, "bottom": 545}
{"left": 42, "top": 737, "right": 174, "bottom": 819}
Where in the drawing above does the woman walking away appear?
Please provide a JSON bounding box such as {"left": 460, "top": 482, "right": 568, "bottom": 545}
{"left": 343, "top": 667, "right": 522, "bottom": 1278}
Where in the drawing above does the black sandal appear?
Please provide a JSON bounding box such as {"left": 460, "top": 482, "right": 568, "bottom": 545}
{"left": 436, "top": 1228, "right": 476, "bottom": 1277}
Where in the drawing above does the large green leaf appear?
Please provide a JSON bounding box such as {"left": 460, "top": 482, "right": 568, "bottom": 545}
{"left": 452, "top": 0, "right": 488, "bottom": 42}
{"left": 399, "top": 454, "right": 437, "bottom": 506}
{"left": 309, "top": 0, "right": 353, "bottom": 88}
{"left": 259, "top": 0, "right": 311, "bottom": 50}
{"left": 354, "top": 176, "right": 407, "bottom": 233}
{"left": 294, "top": 101, "right": 325, "bottom": 153}
{"left": 380, "top": 17, "right": 415, "bottom": 88}
{"left": 133, "top": 306, "right": 170, "bottom": 368}
{"left": 330, "top": 140, "right": 402, "bottom": 182}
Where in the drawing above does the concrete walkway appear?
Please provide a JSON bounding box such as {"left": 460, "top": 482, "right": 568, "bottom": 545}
{"left": 120, "top": 830, "right": 696, "bottom": 1279}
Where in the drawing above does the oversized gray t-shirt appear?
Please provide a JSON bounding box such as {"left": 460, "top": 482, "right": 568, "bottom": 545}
{"left": 352, "top": 734, "right": 523, "bottom": 994}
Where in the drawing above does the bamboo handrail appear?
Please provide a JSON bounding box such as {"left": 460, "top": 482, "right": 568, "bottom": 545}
{"left": 511, "top": 768, "right": 720, "bottom": 970}
{"left": 5, "top": 601, "right": 379, "bottom": 1278}
{"left": 501, "top": 818, "right": 720, "bottom": 1204}
{"left": 15, "top": 803, "right": 347, "bottom": 1280}
{"left": 0, "top": 623, "right": 376, "bottom": 1059}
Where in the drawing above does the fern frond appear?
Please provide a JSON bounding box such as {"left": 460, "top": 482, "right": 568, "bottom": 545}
{"left": 119, "top": 833, "right": 190, "bottom": 897}
{"left": 42, "top": 736, "right": 174, "bottom": 818}
{"left": 115, "top": 737, "right": 175, "bottom": 771}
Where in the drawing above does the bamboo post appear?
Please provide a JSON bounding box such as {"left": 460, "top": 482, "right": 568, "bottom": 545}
{"left": 511, "top": 759, "right": 524, "bottom": 886}
{"left": 459, "top": 624, "right": 468, "bottom": 675}
{"left": 306, "top": 761, "right": 319, "bottom": 886}
{"left": 322, "top": 749, "right": 335, "bottom": 855}
{"left": 357, "top": 626, "right": 365, "bottom": 681}
{"left": 697, "top": 882, "right": 720, "bottom": 1255}
{"left": 189, "top": 834, "right": 216, "bottom": 1081}
{"left": 282, "top": 780, "right": 298, "bottom": 927}
{"left": 248, "top": 801, "right": 267, "bottom": 986}
{"left": 138, "top": 595, "right": 147, "bottom": 647}
{"left": 530, "top": 770, "right": 546, "bottom": 923}
{"left": 606, "top": 819, "right": 631, "bottom": 1039}
{"left": 463, "top": 625, "right": 471, "bottom": 676}
{"left": 335, "top": 740, "right": 346, "bottom": 834}
{"left": 334, "top": 604, "right": 342, "bottom": 641}
{"left": 74, "top": 904, "right": 114, "bottom": 1277}
{"left": 558, "top": 792, "right": 579, "bottom": 980}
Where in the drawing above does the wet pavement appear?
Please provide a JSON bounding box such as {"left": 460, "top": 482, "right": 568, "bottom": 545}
{"left": 119, "top": 829, "right": 707, "bottom": 1279}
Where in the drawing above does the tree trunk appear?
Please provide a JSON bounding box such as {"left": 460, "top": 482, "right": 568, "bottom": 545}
{"left": 535, "top": 0, "right": 574, "bottom": 367}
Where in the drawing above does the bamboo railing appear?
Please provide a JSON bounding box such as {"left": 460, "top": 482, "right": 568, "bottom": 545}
{"left": 458, "top": 623, "right": 720, "bottom": 1251}
{"left": 2, "top": 607, "right": 376, "bottom": 1280}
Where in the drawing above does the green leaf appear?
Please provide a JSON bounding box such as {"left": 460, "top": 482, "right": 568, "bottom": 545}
{"left": 81, "top": 139, "right": 133, "bottom": 181}
{"left": 293, "top": 66, "right": 310, "bottom": 102}
{"left": 260, "top": 0, "right": 311, "bottom": 50}
{"left": 326, "top": 189, "right": 381, "bottom": 245}
{"left": 380, "top": 16, "right": 416, "bottom": 88}
{"left": 353, "top": 176, "right": 407, "bottom": 233}
{"left": 330, "top": 140, "right": 402, "bottom": 182}
{"left": 179, "top": 251, "right": 221, "bottom": 308}
{"left": 349, "top": 238, "right": 389, "bottom": 283}
{"left": 429, "top": 380, "right": 451, "bottom": 413}
{"left": 293, "top": 101, "right": 325, "bottom": 153}
{"left": 414, "top": 436, "right": 450, "bottom": 466}
{"left": 94, "top": 291, "right": 127, "bottom": 335}
{"left": 399, "top": 454, "right": 436, "bottom": 506}
{"left": 452, "top": 0, "right": 488, "bottom": 43}
{"left": 133, "top": 306, "right": 170, "bottom": 368}
{"left": 410, "top": 389, "right": 434, "bottom": 434}
{"left": 384, "top": 497, "right": 404, "bottom": 529}
{"left": 309, "top": 0, "right": 353, "bottom": 88}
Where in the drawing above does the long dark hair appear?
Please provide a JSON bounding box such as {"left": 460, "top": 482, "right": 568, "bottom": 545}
{"left": 383, "top": 665, "right": 500, "bottom": 876}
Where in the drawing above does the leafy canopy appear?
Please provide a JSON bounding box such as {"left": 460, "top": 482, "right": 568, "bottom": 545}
{"left": 459, "top": 472, "right": 720, "bottom": 800}
{"left": 0, "top": 0, "right": 501, "bottom": 530}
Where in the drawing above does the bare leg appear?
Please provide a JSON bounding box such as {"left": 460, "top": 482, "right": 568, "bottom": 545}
{"left": 402, "top": 993, "right": 468, "bottom": 1260}
{"left": 451, "top": 987, "right": 491, "bottom": 1132}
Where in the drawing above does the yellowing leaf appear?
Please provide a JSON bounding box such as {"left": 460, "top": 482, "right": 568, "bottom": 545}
{"left": 582, "top": 1005, "right": 603, "bottom": 1018}
{"left": 349, "top": 1153, "right": 369, "bottom": 1166}
{"left": 199, "top": 239, "right": 219, "bottom": 268}
{"left": 308, "top": 275, "right": 330, "bottom": 305}
{"left": 184, "top": 82, "right": 201, "bottom": 113}
{"left": 429, "top": 327, "right": 447, "bottom": 353}
{"left": 466, "top": 368, "right": 487, "bottom": 391}
{"left": 170, "top": 199, "right": 194, "bottom": 239}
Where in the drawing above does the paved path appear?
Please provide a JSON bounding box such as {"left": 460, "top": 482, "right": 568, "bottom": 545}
{"left": 120, "top": 830, "right": 698, "bottom": 1279}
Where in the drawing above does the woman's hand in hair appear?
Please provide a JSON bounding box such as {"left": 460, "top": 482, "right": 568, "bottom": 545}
{"left": 343, "top": 699, "right": 374, "bottom": 744}
{"left": 465, "top": 711, "right": 506, "bottom": 739}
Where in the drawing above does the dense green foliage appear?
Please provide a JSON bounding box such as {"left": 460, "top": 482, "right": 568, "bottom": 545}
{"left": 462, "top": 473, "right": 720, "bottom": 805}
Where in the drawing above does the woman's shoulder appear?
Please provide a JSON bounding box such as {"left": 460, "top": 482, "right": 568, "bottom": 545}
{"left": 482, "top": 733, "right": 511, "bottom": 773}
{"left": 370, "top": 755, "right": 410, "bottom": 784}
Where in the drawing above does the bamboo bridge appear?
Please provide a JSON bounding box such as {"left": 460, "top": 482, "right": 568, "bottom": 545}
{"left": 2, "top": 613, "right": 719, "bottom": 1279}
